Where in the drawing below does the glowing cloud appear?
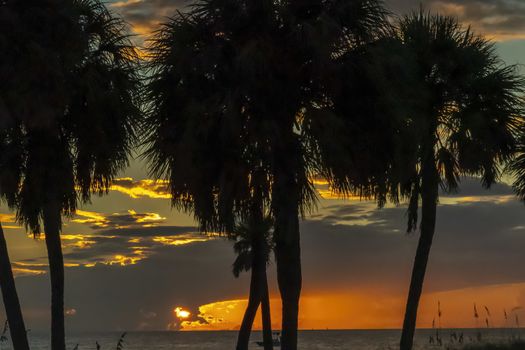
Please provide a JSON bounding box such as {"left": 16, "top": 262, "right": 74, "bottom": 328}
{"left": 111, "top": 178, "right": 171, "bottom": 199}
{"left": 110, "top": 0, "right": 142, "bottom": 8}
{"left": 180, "top": 299, "right": 246, "bottom": 330}
{"left": 90, "top": 249, "right": 148, "bottom": 267}
{"left": 0, "top": 213, "right": 16, "bottom": 223}
{"left": 152, "top": 235, "right": 210, "bottom": 246}
{"left": 61, "top": 234, "right": 98, "bottom": 249}
{"left": 72, "top": 209, "right": 167, "bottom": 229}
{"left": 73, "top": 210, "right": 109, "bottom": 228}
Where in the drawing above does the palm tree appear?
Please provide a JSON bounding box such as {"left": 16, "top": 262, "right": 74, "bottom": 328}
{"left": 144, "top": 1, "right": 388, "bottom": 348}
{"left": 0, "top": 120, "right": 29, "bottom": 350}
{"left": 0, "top": 1, "right": 57, "bottom": 348}
{"left": 383, "top": 12, "right": 525, "bottom": 350}
{"left": 2, "top": 1, "right": 141, "bottom": 349}
{"left": 231, "top": 209, "right": 274, "bottom": 350}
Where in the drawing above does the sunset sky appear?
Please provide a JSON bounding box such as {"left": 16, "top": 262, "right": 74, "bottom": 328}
{"left": 3, "top": 0, "right": 525, "bottom": 332}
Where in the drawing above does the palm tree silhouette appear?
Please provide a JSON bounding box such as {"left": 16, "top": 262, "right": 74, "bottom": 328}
{"left": 143, "top": 1, "right": 387, "bottom": 348}
{"left": 2, "top": 1, "right": 141, "bottom": 349}
{"left": 0, "top": 121, "right": 29, "bottom": 350}
{"left": 387, "top": 12, "right": 525, "bottom": 350}
{"left": 231, "top": 204, "right": 274, "bottom": 350}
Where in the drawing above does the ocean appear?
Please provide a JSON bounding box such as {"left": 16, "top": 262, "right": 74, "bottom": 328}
{"left": 5, "top": 329, "right": 522, "bottom": 349}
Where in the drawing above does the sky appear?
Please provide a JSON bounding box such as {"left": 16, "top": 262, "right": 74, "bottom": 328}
{"left": 3, "top": 0, "right": 525, "bottom": 332}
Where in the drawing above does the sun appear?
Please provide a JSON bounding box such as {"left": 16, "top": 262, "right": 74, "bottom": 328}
{"left": 174, "top": 307, "right": 191, "bottom": 319}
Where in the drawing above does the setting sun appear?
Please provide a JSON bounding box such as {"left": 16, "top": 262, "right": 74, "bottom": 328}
{"left": 174, "top": 307, "right": 191, "bottom": 319}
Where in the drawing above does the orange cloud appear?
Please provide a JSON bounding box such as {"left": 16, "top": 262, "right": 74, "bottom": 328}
{"left": 0, "top": 213, "right": 16, "bottom": 223}
{"left": 176, "top": 283, "right": 525, "bottom": 330}
{"left": 440, "top": 195, "right": 516, "bottom": 205}
{"left": 0, "top": 213, "right": 19, "bottom": 228}
{"left": 72, "top": 209, "right": 167, "bottom": 229}
{"left": 84, "top": 249, "right": 147, "bottom": 268}
{"left": 12, "top": 267, "right": 47, "bottom": 277}
{"left": 152, "top": 235, "right": 210, "bottom": 246}
{"left": 111, "top": 178, "right": 171, "bottom": 199}
{"left": 73, "top": 210, "right": 109, "bottom": 228}
{"left": 111, "top": 0, "right": 142, "bottom": 8}
{"left": 61, "top": 234, "right": 98, "bottom": 249}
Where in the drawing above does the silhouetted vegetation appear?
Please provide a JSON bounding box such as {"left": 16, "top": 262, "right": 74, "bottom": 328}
{"left": 2, "top": 0, "right": 525, "bottom": 349}
{"left": 143, "top": 1, "right": 389, "bottom": 348}
{"left": 0, "top": 0, "right": 140, "bottom": 349}
{"left": 388, "top": 11, "right": 525, "bottom": 350}
{"left": 231, "top": 215, "right": 274, "bottom": 350}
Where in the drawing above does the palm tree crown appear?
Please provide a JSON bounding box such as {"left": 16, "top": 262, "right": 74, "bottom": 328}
{"left": 398, "top": 12, "right": 524, "bottom": 221}
{"left": 1, "top": 1, "right": 141, "bottom": 349}
{"left": 143, "top": 2, "right": 389, "bottom": 348}
{"left": 5, "top": 0, "right": 141, "bottom": 234}
{"left": 231, "top": 216, "right": 274, "bottom": 278}
{"left": 385, "top": 12, "right": 525, "bottom": 350}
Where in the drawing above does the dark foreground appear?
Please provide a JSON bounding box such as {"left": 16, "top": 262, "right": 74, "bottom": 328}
{"left": 1, "top": 329, "right": 521, "bottom": 349}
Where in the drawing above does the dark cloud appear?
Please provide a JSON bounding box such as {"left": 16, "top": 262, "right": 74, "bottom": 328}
{"left": 73, "top": 209, "right": 168, "bottom": 229}
{"left": 303, "top": 179, "right": 525, "bottom": 295}
{"left": 106, "top": 0, "right": 525, "bottom": 41}
{"left": 6, "top": 179, "right": 525, "bottom": 331}
{"left": 14, "top": 238, "right": 246, "bottom": 331}
{"left": 441, "top": 176, "right": 514, "bottom": 197}
{"left": 16, "top": 226, "right": 211, "bottom": 270}
{"left": 108, "top": 0, "right": 188, "bottom": 42}
{"left": 110, "top": 0, "right": 187, "bottom": 25}
{"left": 387, "top": 0, "right": 525, "bottom": 39}
{"left": 98, "top": 225, "right": 198, "bottom": 237}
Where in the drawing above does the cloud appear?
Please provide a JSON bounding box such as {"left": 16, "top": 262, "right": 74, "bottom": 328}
{"left": 60, "top": 228, "right": 214, "bottom": 268}
{"left": 0, "top": 213, "right": 21, "bottom": 229}
{"left": 302, "top": 180, "right": 525, "bottom": 294}
{"left": 105, "top": 0, "right": 525, "bottom": 43}
{"left": 110, "top": 178, "right": 171, "bottom": 199}
{"left": 73, "top": 209, "right": 167, "bottom": 229}
{"left": 387, "top": 0, "right": 525, "bottom": 40}
{"left": 11, "top": 262, "right": 47, "bottom": 277}
{"left": 97, "top": 225, "right": 199, "bottom": 237}
{"left": 0, "top": 213, "right": 15, "bottom": 222}
{"left": 14, "top": 224, "right": 214, "bottom": 273}
{"left": 108, "top": 0, "right": 188, "bottom": 41}
{"left": 7, "top": 178, "right": 525, "bottom": 331}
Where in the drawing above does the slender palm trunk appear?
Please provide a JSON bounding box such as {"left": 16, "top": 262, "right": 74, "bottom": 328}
{"left": 0, "top": 222, "right": 30, "bottom": 350}
{"left": 236, "top": 187, "right": 269, "bottom": 350}
{"left": 43, "top": 202, "right": 65, "bottom": 350}
{"left": 273, "top": 170, "right": 301, "bottom": 350}
{"left": 400, "top": 155, "right": 439, "bottom": 350}
{"left": 236, "top": 242, "right": 274, "bottom": 350}
{"left": 260, "top": 267, "right": 273, "bottom": 350}
{"left": 236, "top": 261, "right": 262, "bottom": 350}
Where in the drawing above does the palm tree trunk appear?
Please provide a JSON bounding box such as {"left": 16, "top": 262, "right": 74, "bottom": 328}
{"left": 273, "top": 170, "right": 301, "bottom": 350}
{"left": 43, "top": 201, "right": 65, "bottom": 350}
{"left": 400, "top": 157, "right": 439, "bottom": 350}
{"left": 260, "top": 266, "right": 273, "bottom": 350}
{"left": 0, "top": 222, "right": 30, "bottom": 350}
{"left": 236, "top": 252, "right": 263, "bottom": 350}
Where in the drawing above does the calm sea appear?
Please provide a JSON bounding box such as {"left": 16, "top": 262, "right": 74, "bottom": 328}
{"left": 3, "top": 329, "right": 522, "bottom": 349}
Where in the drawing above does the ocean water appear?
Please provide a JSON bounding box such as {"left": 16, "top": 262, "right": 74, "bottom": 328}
{"left": 4, "top": 329, "right": 522, "bottom": 349}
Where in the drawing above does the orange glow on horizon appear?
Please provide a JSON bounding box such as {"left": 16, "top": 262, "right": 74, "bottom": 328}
{"left": 174, "top": 283, "right": 525, "bottom": 331}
